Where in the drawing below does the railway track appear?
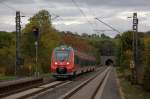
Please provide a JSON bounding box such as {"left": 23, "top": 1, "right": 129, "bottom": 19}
{"left": 2, "top": 80, "right": 71, "bottom": 99}
{"left": 27, "top": 66, "right": 109, "bottom": 99}
{"left": 1, "top": 68, "right": 99, "bottom": 99}
{"left": 1, "top": 66, "right": 109, "bottom": 99}
{"left": 58, "top": 66, "right": 112, "bottom": 99}
{"left": 0, "top": 77, "right": 44, "bottom": 98}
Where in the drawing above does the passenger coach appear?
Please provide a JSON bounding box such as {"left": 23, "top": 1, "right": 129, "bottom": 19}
{"left": 50, "top": 45, "right": 96, "bottom": 78}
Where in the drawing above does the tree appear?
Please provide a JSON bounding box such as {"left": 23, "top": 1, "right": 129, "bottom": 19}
{"left": 0, "top": 31, "right": 16, "bottom": 75}
{"left": 82, "top": 33, "right": 89, "bottom": 38}
{"left": 143, "top": 35, "right": 150, "bottom": 77}
{"left": 101, "top": 33, "right": 110, "bottom": 39}
{"left": 120, "top": 31, "right": 133, "bottom": 51}
{"left": 115, "top": 34, "right": 121, "bottom": 39}
{"left": 22, "top": 10, "right": 61, "bottom": 74}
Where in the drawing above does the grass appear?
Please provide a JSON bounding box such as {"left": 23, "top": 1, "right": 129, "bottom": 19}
{"left": 0, "top": 75, "right": 16, "bottom": 81}
{"left": 117, "top": 68, "right": 150, "bottom": 99}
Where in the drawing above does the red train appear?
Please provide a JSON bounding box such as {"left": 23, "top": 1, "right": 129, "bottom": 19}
{"left": 50, "top": 45, "right": 96, "bottom": 78}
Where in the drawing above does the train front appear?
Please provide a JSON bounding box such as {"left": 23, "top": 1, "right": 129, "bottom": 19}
{"left": 50, "top": 46, "right": 74, "bottom": 78}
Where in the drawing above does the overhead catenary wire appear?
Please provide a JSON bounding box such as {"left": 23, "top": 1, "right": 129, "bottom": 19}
{"left": 84, "top": 0, "right": 121, "bottom": 35}
{"left": 0, "top": 0, "right": 29, "bottom": 31}
{"left": 84, "top": 0, "right": 99, "bottom": 34}
{"left": 0, "top": 0, "right": 121, "bottom": 35}
{"left": 39, "top": 0, "right": 68, "bottom": 26}
{"left": 41, "top": 0, "right": 77, "bottom": 32}
{"left": 71, "top": 0, "right": 95, "bottom": 33}
{"left": 0, "top": 0, "right": 67, "bottom": 32}
{"left": 84, "top": 0, "right": 97, "bottom": 25}
{"left": 0, "top": 1, "right": 26, "bottom": 15}
{"left": 95, "top": 18, "right": 121, "bottom": 34}
{"left": 0, "top": 2, "right": 16, "bottom": 11}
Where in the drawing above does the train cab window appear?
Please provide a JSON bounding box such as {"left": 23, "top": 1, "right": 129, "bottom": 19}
{"left": 55, "top": 50, "right": 70, "bottom": 61}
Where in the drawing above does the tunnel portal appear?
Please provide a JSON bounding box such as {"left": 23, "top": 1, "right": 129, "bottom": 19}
{"left": 105, "top": 59, "right": 114, "bottom": 66}
{"left": 100, "top": 56, "right": 116, "bottom": 66}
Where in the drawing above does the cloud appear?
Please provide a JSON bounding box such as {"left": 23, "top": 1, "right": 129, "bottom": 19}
{"left": 0, "top": 23, "right": 15, "bottom": 32}
{"left": 4, "top": 0, "right": 34, "bottom": 4}
{"left": 0, "top": 0, "right": 150, "bottom": 37}
{"left": 43, "top": 0, "right": 150, "bottom": 9}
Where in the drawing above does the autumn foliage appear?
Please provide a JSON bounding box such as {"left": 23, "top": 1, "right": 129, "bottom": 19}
{"left": 63, "top": 33, "right": 93, "bottom": 52}
{"left": 143, "top": 34, "right": 150, "bottom": 76}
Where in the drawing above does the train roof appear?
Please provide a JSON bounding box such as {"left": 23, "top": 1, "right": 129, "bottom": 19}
{"left": 54, "top": 45, "right": 96, "bottom": 61}
{"left": 75, "top": 51, "right": 96, "bottom": 61}
{"left": 54, "top": 45, "right": 73, "bottom": 51}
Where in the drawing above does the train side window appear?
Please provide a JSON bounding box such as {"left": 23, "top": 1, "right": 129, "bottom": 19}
{"left": 75, "top": 55, "right": 79, "bottom": 64}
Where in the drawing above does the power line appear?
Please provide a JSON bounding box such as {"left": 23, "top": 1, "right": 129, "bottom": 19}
{"left": 39, "top": 1, "right": 66, "bottom": 24}
{"left": 95, "top": 18, "right": 121, "bottom": 34}
{"left": 48, "top": 10, "right": 67, "bottom": 25}
{"left": 37, "top": 0, "right": 65, "bottom": 22}
{"left": 71, "top": 0, "right": 95, "bottom": 33}
{"left": 84, "top": 0, "right": 99, "bottom": 34}
{"left": 94, "top": 29, "right": 115, "bottom": 32}
{"left": 0, "top": 1, "right": 26, "bottom": 15}
{"left": 84, "top": 0, "right": 97, "bottom": 23}
{"left": 1, "top": 2, "right": 16, "bottom": 11}
{"left": 42, "top": 1, "right": 76, "bottom": 31}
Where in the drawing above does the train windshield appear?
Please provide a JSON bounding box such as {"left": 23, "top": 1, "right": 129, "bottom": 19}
{"left": 55, "top": 50, "right": 70, "bottom": 61}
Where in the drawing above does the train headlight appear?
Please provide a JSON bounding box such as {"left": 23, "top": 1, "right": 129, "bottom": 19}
{"left": 55, "top": 62, "right": 58, "bottom": 65}
{"left": 67, "top": 62, "right": 70, "bottom": 65}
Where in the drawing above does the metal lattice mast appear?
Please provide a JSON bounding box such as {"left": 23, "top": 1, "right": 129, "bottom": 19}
{"left": 15, "top": 11, "right": 21, "bottom": 76}
{"left": 132, "top": 12, "right": 138, "bottom": 83}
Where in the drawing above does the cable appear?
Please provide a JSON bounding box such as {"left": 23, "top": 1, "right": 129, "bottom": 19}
{"left": 1, "top": 2, "right": 16, "bottom": 11}
{"left": 71, "top": 0, "right": 93, "bottom": 25}
{"left": 0, "top": 1, "right": 25, "bottom": 16}
{"left": 37, "top": 1, "right": 66, "bottom": 24}
{"left": 0, "top": 1, "right": 27, "bottom": 16}
{"left": 84, "top": 0, "right": 99, "bottom": 34}
{"left": 71, "top": 0, "right": 95, "bottom": 33}
{"left": 36, "top": 0, "right": 64, "bottom": 22}
{"left": 42, "top": 0, "right": 76, "bottom": 31}
{"left": 95, "top": 18, "right": 121, "bottom": 34}
{"left": 84, "top": 0, "right": 121, "bottom": 35}
{"left": 94, "top": 29, "right": 115, "bottom": 32}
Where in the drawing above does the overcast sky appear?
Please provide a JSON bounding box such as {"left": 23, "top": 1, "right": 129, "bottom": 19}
{"left": 0, "top": 0, "right": 150, "bottom": 37}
